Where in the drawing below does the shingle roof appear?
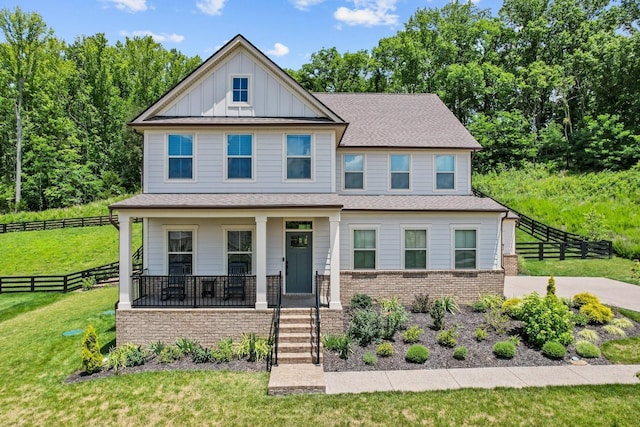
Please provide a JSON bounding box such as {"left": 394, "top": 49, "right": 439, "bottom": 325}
{"left": 314, "top": 93, "right": 481, "bottom": 149}
{"left": 110, "top": 193, "right": 507, "bottom": 213}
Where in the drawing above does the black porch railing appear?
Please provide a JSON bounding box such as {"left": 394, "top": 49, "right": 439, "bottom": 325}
{"left": 314, "top": 271, "right": 321, "bottom": 365}
{"left": 269, "top": 272, "right": 283, "bottom": 369}
{"left": 131, "top": 274, "right": 282, "bottom": 308}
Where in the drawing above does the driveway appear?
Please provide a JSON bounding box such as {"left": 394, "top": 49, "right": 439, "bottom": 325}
{"left": 504, "top": 276, "right": 640, "bottom": 312}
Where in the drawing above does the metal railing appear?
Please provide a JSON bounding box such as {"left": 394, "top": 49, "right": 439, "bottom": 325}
{"left": 269, "top": 272, "right": 283, "bottom": 369}
{"left": 314, "top": 271, "right": 321, "bottom": 365}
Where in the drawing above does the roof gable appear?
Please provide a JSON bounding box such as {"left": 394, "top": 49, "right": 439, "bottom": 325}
{"left": 131, "top": 35, "right": 344, "bottom": 126}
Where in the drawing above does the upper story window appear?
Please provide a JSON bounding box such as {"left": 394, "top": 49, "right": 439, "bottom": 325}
{"left": 454, "top": 229, "right": 477, "bottom": 269}
{"left": 390, "top": 154, "right": 410, "bottom": 189}
{"left": 168, "top": 134, "right": 193, "bottom": 180}
{"left": 232, "top": 76, "right": 249, "bottom": 103}
{"left": 436, "top": 155, "right": 455, "bottom": 190}
{"left": 344, "top": 154, "right": 364, "bottom": 189}
{"left": 286, "top": 135, "right": 312, "bottom": 180}
{"left": 227, "top": 134, "right": 253, "bottom": 179}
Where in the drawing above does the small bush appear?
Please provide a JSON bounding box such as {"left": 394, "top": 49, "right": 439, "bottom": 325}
{"left": 453, "top": 346, "right": 468, "bottom": 360}
{"left": 546, "top": 274, "right": 556, "bottom": 297}
{"left": 437, "top": 326, "right": 459, "bottom": 348}
{"left": 430, "top": 299, "right": 446, "bottom": 330}
{"left": 573, "top": 312, "right": 588, "bottom": 327}
{"left": 405, "top": 344, "right": 430, "bottom": 363}
{"left": 322, "top": 334, "right": 341, "bottom": 351}
{"left": 602, "top": 325, "right": 627, "bottom": 338}
{"left": 474, "top": 327, "right": 488, "bottom": 341}
{"left": 509, "top": 335, "right": 521, "bottom": 347}
{"left": 440, "top": 296, "right": 460, "bottom": 314}
{"left": 501, "top": 298, "right": 522, "bottom": 319}
{"left": 493, "top": 341, "right": 516, "bottom": 359}
{"left": 379, "top": 296, "right": 410, "bottom": 340}
{"left": 410, "top": 294, "right": 431, "bottom": 313}
{"left": 581, "top": 303, "right": 613, "bottom": 325}
{"left": 611, "top": 317, "right": 635, "bottom": 330}
{"left": 376, "top": 342, "right": 394, "bottom": 357}
{"left": 81, "top": 324, "right": 102, "bottom": 374}
{"left": 234, "top": 333, "right": 271, "bottom": 362}
{"left": 484, "top": 307, "right": 510, "bottom": 336}
{"left": 575, "top": 340, "right": 601, "bottom": 358}
{"left": 81, "top": 276, "right": 96, "bottom": 291}
{"left": 175, "top": 338, "right": 199, "bottom": 356}
{"left": 542, "top": 341, "right": 567, "bottom": 359}
{"left": 362, "top": 352, "right": 377, "bottom": 365}
{"left": 518, "top": 293, "right": 575, "bottom": 347}
{"left": 350, "top": 293, "right": 373, "bottom": 310}
{"left": 192, "top": 345, "right": 214, "bottom": 363}
{"left": 336, "top": 334, "right": 352, "bottom": 360}
{"left": 471, "top": 294, "right": 504, "bottom": 313}
{"left": 148, "top": 341, "right": 165, "bottom": 355}
{"left": 402, "top": 325, "right": 424, "bottom": 344}
{"left": 347, "top": 308, "right": 383, "bottom": 346}
{"left": 212, "top": 338, "right": 235, "bottom": 362}
{"left": 578, "top": 329, "right": 600, "bottom": 343}
{"left": 105, "top": 343, "right": 147, "bottom": 374}
{"left": 573, "top": 292, "right": 600, "bottom": 307}
{"left": 158, "top": 345, "right": 182, "bottom": 363}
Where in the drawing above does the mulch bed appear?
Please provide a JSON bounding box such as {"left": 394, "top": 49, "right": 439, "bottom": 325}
{"left": 323, "top": 305, "right": 640, "bottom": 372}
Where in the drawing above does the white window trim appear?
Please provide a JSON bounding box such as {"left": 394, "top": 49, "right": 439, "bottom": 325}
{"left": 283, "top": 134, "right": 316, "bottom": 182}
{"left": 163, "top": 225, "right": 198, "bottom": 275}
{"left": 224, "top": 133, "right": 256, "bottom": 182}
{"left": 349, "top": 224, "right": 380, "bottom": 270}
{"left": 434, "top": 154, "right": 457, "bottom": 192}
{"left": 222, "top": 225, "right": 255, "bottom": 274}
{"left": 342, "top": 153, "right": 366, "bottom": 191}
{"left": 229, "top": 74, "right": 252, "bottom": 106}
{"left": 401, "top": 225, "right": 430, "bottom": 270}
{"left": 450, "top": 225, "right": 478, "bottom": 270}
{"left": 165, "top": 133, "right": 196, "bottom": 182}
{"left": 388, "top": 153, "right": 412, "bottom": 191}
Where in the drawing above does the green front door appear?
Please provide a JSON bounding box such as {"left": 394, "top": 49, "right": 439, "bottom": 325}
{"left": 286, "top": 231, "right": 312, "bottom": 293}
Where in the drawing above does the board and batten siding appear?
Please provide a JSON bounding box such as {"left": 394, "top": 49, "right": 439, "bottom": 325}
{"left": 339, "top": 212, "right": 502, "bottom": 271}
{"left": 335, "top": 151, "right": 472, "bottom": 195}
{"left": 144, "top": 131, "right": 333, "bottom": 193}
{"left": 160, "top": 51, "right": 322, "bottom": 118}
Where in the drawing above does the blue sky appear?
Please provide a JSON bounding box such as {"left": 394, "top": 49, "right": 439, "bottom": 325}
{"left": 1, "top": 0, "right": 503, "bottom": 70}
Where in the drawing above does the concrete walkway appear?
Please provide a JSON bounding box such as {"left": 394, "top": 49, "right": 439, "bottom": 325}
{"left": 324, "top": 364, "right": 640, "bottom": 394}
{"left": 505, "top": 276, "right": 640, "bottom": 311}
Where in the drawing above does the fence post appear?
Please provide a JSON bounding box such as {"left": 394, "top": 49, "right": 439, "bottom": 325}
{"left": 581, "top": 241, "right": 588, "bottom": 259}
{"left": 538, "top": 242, "right": 544, "bottom": 261}
{"left": 63, "top": 276, "right": 68, "bottom": 293}
{"left": 31, "top": 277, "right": 35, "bottom": 292}
{"left": 608, "top": 241, "right": 613, "bottom": 259}
{"left": 560, "top": 243, "right": 566, "bottom": 261}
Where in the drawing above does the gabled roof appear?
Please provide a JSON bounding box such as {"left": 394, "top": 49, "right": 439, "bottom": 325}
{"left": 315, "top": 93, "right": 481, "bottom": 150}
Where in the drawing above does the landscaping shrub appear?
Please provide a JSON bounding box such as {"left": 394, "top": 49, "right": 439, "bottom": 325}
{"left": 471, "top": 294, "right": 504, "bottom": 313}
{"left": 575, "top": 340, "right": 601, "bottom": 358}
{"left": 542, "top": 341, "right": 567, "bottom": 359}
{"left": 379, "top": 296, "right": 409, "bottom": 340}
{"left": 376, "top": 342, "right": 394, "bottom": 357}
{"left": 578, "top": 329, "right": 600, "bottom": 343}
{"left": 437, "top": 326, "right": 459, "bottom": 348}
{"left": 518, "top": 293, "right": 575, "bottom": 347}
{"left": 573, "top": 312, "right": 588, "bottom": 326}
{"left": 509, "top": 335, "right": 521, "bottom": 347}
{"left": 546, "top": 274, "right": 557, "bottom": 297}
{"left": 362, "top": 352, "right": 377, "bottom": 365}
{"left": 213, "top": 338, "right": 235, "bottom": 362}
{"left": 148, "top": 341, "right": 165, "bottom": 355}
{"left": 322, "top": 334, "right": 341, "bottom": 351}
{"left": 602, "top": 325, "right": 627, "bottom": 337}
{"left": 405, "top": 344, "right": 430, "bottom": 363}
{"left": 350, "top": 293, "right": 373, "bottom": 310}
{"left": 175, "top": 338, "right": 199, "bottom": 356}
{"left": 474, "top": 327, "right": 488, "bottom": 341}
{"left": 336, "top": 334, "right": 352, "bottom": 360}
{"left": 484, "top": 307, "right": 510, "bottom": 336}
{"left": 453, "top": 346, "right": 468, "bottom": 360}
{"left": 430, "top": 299, "right": 446, "bottom": 330}
{"left": 106, "top": 343, "right": 147, "bottom": 374}
{"left": 493, "top": 341, "right": 516, "bottom": 359}
{"left": 81, "top": 324, "right": 102, "bottom": 374}
{"left": 581, "top": 303, "right": 613, "bottom": 325}
{"left": 573, "top": 292, "right": 600, "bottom": 307}
{"left": 234, "top": 333, "right": 271, "bottom": 362}
{"left": 502, "top": 297, "right": 522, "bottom": 319}
{"left": 440, "top": 296, "right": 460, "bottom": 314}
{"left": 410, "top": 293, "right": 431, "bottom": 313}
{"left": 158, "top": 345, "right": 182, "bottom": 363}
{"left": 347, "top": 308, "right": 383, "bottom": 346}
{"left": 611, "top": 317, "right": 635, "bottom": 330}
{"left": 402, "top": 325, "right": 424, "bottom": 344}
{"left": 192, "top": 345, "right": 214, "bottom": 363}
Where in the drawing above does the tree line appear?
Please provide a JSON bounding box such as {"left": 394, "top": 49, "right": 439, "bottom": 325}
{"left": 1, "top": 1, "right": 639, "bottom": 213}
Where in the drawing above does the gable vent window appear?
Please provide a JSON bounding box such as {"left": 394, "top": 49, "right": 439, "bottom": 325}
{"left": 232, "top": 77, "right": 249, "bottom": 103}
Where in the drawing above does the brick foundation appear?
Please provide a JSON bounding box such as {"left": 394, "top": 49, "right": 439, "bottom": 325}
{"left": 503, "top": 254, "right": 518, "bottom": 276}
{"left": 340, "top": 270, "right": 504, "bottom": 306}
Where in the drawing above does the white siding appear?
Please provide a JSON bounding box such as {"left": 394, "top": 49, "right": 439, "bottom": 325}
{"left": 313, "top": 217, "right": 331, "bottom": 275}
{"left": 339, "top": 212, "right": 502, "bottom": 271}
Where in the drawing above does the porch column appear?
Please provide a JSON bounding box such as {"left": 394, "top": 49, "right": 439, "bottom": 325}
{"left": 118, "top": 213, "right": 132, "bottom": 309}
{"left": 255, "top": 215, "right": 268, "bottom": 310}
{"left": 329, "top": 213, "right": 342, "bottom": 309}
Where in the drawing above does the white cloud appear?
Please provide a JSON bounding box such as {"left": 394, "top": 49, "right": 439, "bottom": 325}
{"left": 196, "top": 0, "right": 227, "bottom": 15}
{"left": 120, "top": 30, "right": 185, "bottom": 43}
{"left": 266, "top": 42, "right": 290, "bottom": 57}
{"left": 334, "top": 0, "right": 399, "bottom": 27}
{"left": 291, "top": 0, "right": 325, "bottom": 11}
{"left": 104, "top": 0, "right": 148, "bottom": 13}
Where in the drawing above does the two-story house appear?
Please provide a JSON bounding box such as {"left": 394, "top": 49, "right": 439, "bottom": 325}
{"left": 110, "top": 35, "right": 517, "bottom": 347}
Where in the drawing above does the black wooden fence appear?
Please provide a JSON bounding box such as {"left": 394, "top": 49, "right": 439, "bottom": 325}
{"left": 0, "top": 215, "right": 141, "bottom": 233}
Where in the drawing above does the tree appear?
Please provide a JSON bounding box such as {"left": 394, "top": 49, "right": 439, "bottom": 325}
{"left": 0, "top": 7, "right": 49, "bottom": 210}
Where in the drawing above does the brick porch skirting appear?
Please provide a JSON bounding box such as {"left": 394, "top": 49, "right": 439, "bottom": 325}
{"left": 340, "top": 270, "right": 505, "bottom": 306}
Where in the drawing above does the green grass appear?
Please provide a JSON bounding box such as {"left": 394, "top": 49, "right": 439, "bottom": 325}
{"left": 619, "top": 308, "right": 640, "bottom": 323}
{"left": 602, "top": 337, "right": 640, "bottom": 364}
{"left": 1, "top": 288, "right": 640, "bottom": 426}
{"left": 0, "top": 224, "right": 141, "bottom": 276}
{"left": 0, "top": 292, "right": 65, "bottom": 323}
{"left": 518, "top": 257, "right": 640, "bottom": 286}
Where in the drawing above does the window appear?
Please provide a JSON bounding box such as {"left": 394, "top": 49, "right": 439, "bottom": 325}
{"left": 227, "top": 134, "right": 252, "bottom": 179}
{"left": 227, "top": 230, "right": 253, "bottom": 273}
{"left": 232, "top": 77, "right": 249, "bottom": 103}
{"left": 404, "top": 229, "right": 427, "bottom": 269}
{"left": 390, "top": 154, "right": 410, "bottom": 189}
{"left": 167, "top": 230, "right": 193, "bottom": 274}
{"left": 168, "top": 134, "right": 193, "bottom": 179}
{"left": 286, "top": 135, "right": 312, "bottom": 179}
{"left": 436, "top": 155, "right": 455, "bottom": 190}
{"left": 344, "top": 154, "right": 364, "bottom": 189}
{"left": 454, "top": 229, "right": 476, "bottom": 269}
{"left": 353, "top": 229, "right": 376, "bottom": 269}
